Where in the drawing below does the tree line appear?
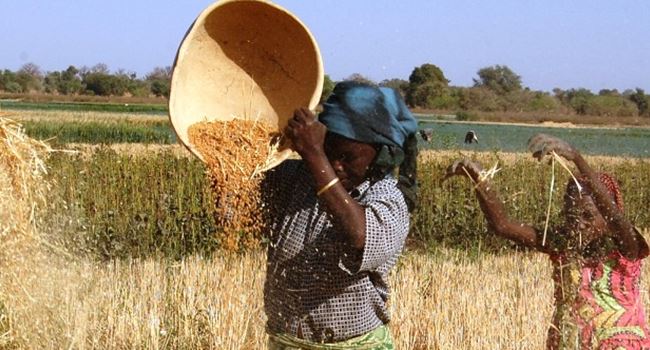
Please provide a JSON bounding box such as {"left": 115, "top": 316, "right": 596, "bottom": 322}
{"left": 326, "top": 64, "right": 650, "bottom": 118}
{"left": 1, "top": 62, "right": 649, "bottom": 118}
{"left": 0, "top": 63, "right": 171, "bottom": 99}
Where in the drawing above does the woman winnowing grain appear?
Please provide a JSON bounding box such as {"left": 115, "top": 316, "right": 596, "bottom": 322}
{"left": 444, "top": 134, "right": 650, "bottom": 350}
{"left": 259, "top": 81, "right": 418, "bottom": 349}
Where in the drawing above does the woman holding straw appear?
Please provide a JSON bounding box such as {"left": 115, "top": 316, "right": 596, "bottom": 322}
{"left": 260, "top": 81, "right": 418, "bottom": 349}
{"left": 444, "top": 133, "right": 650, "bottom": 349}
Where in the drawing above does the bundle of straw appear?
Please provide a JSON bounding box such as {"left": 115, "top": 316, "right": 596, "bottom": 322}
{"left": 0, "top": 116, "right": 52, "bottom": 346}
{"left": 0, "top": 116, "right": 51, "bottom": 263}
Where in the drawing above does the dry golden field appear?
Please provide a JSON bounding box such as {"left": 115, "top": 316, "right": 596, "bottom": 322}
{"left": 4, "top": 235, "right": 650, "bottom": 349}
{"left": 2, "top": 117, "right": 650, "bottom": 349}
{"left": 10, "top": 110, "right": 165, "bottom": 123}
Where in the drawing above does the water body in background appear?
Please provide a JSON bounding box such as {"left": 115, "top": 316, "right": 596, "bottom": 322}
{"left": 417, "top": 119, "right": 650, "bottom": 158}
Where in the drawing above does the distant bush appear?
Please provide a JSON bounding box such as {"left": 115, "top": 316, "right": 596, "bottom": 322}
{"left": 584, "top": 95, "right": 639, "bottom": 117}
{"left": 457, "top": 87, "right": 502, "bottom": 112}
{"left": 526, "top": 92, "right": 562, "bottom": 112}
{"left": 4, "top": 81, "right": 23, "bottom": 93}
{"left": 428, "top": 94, "right": 459, "bottom": 110}
{"left": 455, "top": 111, "right": 477, "bottom": 121}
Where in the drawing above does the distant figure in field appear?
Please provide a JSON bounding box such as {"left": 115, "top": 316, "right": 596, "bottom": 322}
{"left": 419, "top": 128, "right": 433, "bottom": 142}
{"left": 464, "top": 130, "right": 478, "bottom": 144}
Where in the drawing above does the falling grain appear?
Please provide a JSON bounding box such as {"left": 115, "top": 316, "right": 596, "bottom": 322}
{"left": 188, "top": 119, "right": 280, "bottom": 251}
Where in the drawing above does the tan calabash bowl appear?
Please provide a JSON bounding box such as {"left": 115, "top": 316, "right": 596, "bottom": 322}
{"left": 169, "top": 0, "right": 324, "bottom": 170}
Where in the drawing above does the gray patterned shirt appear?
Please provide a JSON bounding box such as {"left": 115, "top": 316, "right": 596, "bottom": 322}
{"left": 261, "top": 160, "right": 410, "bottom": 342}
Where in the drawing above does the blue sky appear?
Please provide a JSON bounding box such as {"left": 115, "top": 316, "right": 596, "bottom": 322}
{"left": 2, "top": 0, "right": 649, "bottom": 92}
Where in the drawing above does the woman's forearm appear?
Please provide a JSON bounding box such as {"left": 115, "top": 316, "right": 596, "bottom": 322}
{"left": 473, "top": 181, "right": 540, "bottom": 249}
{"left": 302, "top": 152, "right": 367, "bottom": 250}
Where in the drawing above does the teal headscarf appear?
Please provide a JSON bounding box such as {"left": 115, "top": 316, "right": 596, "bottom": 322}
{"left": 319, "top": 81, "right": 419, "bottom": 212}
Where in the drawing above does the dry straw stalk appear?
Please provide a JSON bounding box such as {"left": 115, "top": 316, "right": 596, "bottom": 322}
{"left": 0, "top": 116, "right": 56, "bottom": 348}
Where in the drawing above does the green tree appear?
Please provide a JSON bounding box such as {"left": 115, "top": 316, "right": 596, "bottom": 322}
{"left": 320, "top": 74, "right": 335, "bottom": 103}
{"left": 345, "top": 73, "right": 375, "bottom": 85}
{"left": 4, "top": 82, "right": 23, "bottom": 93}
{"left": 405, "top": 63, "right": 449, "bottom": 108}
{"left": 89, "top": 63, "right": 110, "bottom": 75}
{"left": 598, "top": 89, "right": 620, "bottom": 96}
{"left": 128, "top": 79, "right": 150, "bottom": 98}
{"left": 43, "top": 71, "right": 62, "bottom": 93}
{"left": 42, "top": 66, "right": 83, "bottom": 95}
{"left": 149, "top": 80, "right": 169, "bottom": 98}
{"left": 456, "top": 86, "right": 501, "bottom": 112}
{"left": 628, "top": 88, "right": 649, "bottom": 116}
{"left": 473, "top": 65, "right": 522, "bottom": 95}
{"left": 0, "top": 69, "right": 20, "bottom": 92}
{"left": 16, "top": 62, "right": 43, "bottom": 92}
{"left": 145, "top": 66, "right": 172, "bottom": 98}
{"left": 83, "top": 71, "right": 129, "bottom": 96}
{"left": 409, "top": 64, "right": 448, "bottom": 86}
{"left": 82, "top": 73, "right": 112, "bottom": 95}
{"left": 408, "top": 82, "right": 448, "bottom": 108}
{"left": 115, "top": 69, "right": 145, "bottom": 97}
{"left": 585, "top": 95, "right": 637, "bottom": 117}
{"left": 565, "top": 88, "right": 594, "bottom": 115}
{"left": 59, "top": 66, "right": 83, "bottom": 94}
{"left": 80, "top": 63, "right": 117, "bottom": 95}
{"left": 552, "top": 88, "right": 567, "bottom": 105}
{"left": 379, "top": 78, "right": 408, "bottom": 96}
{"left": 526, "top": 91, "right": 563, "bottom": 112}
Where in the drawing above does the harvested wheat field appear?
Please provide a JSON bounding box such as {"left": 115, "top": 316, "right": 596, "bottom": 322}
{"left": 2, "top": 244, "right": 650, "bottom": 349}
{"left": 3, "top": 116, "right": 650, "bottom": 348}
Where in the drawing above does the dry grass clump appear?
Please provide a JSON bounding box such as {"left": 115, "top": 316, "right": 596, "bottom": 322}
{"left": 0, "top": 117, "right": 92, "bottom": 349}
{"left": 0, "top": 116, "right": 51, "bottom": 277}
{"left": 188, "top": 119, "right": 280, "bottom": 251}
{"left": 0, "top": 116, "right": 52, "bottom": 347}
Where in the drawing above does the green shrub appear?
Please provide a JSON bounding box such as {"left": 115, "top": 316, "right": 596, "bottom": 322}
{"left": 455, "top": 111, "right": 477, "bottom": 121}
{"left": 585, "top": 95, "right": 639, "bottom": 117}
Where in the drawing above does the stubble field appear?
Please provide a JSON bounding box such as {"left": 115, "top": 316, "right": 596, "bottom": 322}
{"left": 2, "top": 110, "right": 650, "bottom": 349}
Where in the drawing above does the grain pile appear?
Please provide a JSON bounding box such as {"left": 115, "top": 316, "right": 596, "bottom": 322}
{"left": 188, "top": 119, "right": 280, "bottom": 251}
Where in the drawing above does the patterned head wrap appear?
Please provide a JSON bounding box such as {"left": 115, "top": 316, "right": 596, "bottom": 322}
{"left": 318, "top": 81, "right": 419, "bottom": 212}
{"left": 567, "top": 173, "right": 624, "bottom": 211}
